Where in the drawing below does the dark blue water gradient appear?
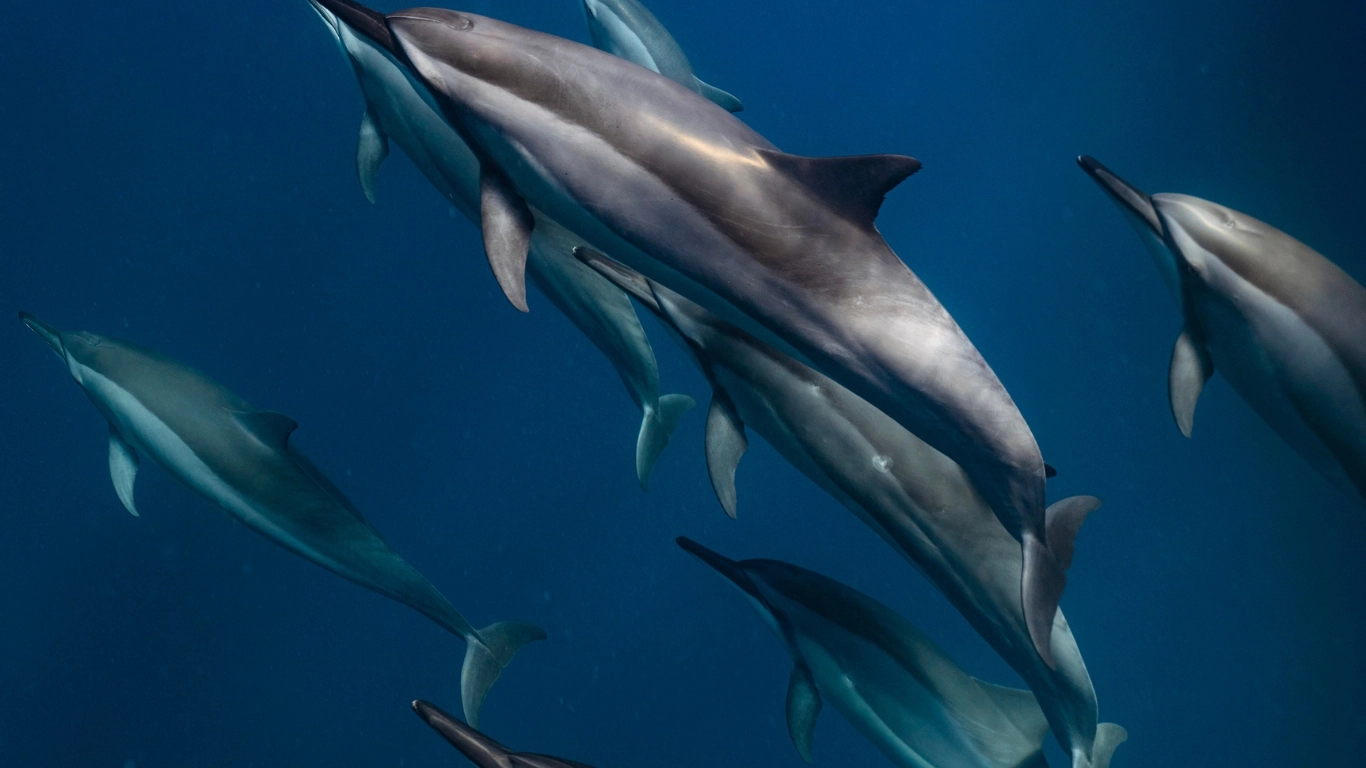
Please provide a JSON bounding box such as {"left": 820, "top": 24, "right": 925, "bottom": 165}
{"left": 1, "top": 0, "right": 1363, "bottom": 765}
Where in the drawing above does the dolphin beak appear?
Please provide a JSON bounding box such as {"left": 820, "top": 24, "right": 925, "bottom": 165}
{"left": 676, "top": 537, "right": 766, "bottom": 601}
{"left": 573, "top": 247, "right": 662, "bottom": 314}
{"left": 309, "top": 0, "right": 399, "bottom": 56}
{"left": 410, "top": 700, "right": 508, "bottom": 767}
{"left": 1076, "top": 155, "right": 1163, "bottom": 235}
{"left": 18, "top": 312, "right": 65, "bottom": 358}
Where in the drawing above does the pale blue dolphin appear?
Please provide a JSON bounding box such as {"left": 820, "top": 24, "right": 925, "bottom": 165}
{"left": 20, "top": 313, "right": 544, "bottom": 727}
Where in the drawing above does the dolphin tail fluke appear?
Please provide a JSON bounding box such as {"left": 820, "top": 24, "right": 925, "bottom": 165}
{"left": 459, "top": 620, "right": 547, "bottom": 728}
{"left": 636, "top": 393, "right": 696, "bottom": 490}
{"left": 1024, "top": 496, "right": 1103, "bottom": 667}
{"left": 1084, "top": 723, "right": 1128, "bottom": 768}
{"left": 694, "top": 77, "right": 744, "bottom": 113}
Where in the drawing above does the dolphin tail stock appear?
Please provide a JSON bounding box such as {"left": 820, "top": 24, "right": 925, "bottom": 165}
{"left": 636, "top": 393, "right": 696, "bottom": 490}
{"left": 694, "top": 77, "right": 744, "bottom": 113}
{"left": 1023, "top": 495, "right": 1103, "bottom": 668}
{"left": 1079, "top": 723, "right": 1128, "bottom": 768}
{"left": 459, "top": 620, "right": 548, "bottom": 728}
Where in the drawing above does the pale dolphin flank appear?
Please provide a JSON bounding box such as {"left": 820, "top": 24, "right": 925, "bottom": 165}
{"left": 313, "top": 0, "right": 1070, "bottom": 666}
{"left": 19, "top": 313, "right": 544, "bottom": 727}
{"left": 579, "top": 253, "right": 1125, "bottom": 768}
{"left": 679, "top": 538, "right": 1052, "bottom": 768}
{"left": 309, "top": 0, "right": 693, "bottom": 489}
{"left": 413, "top": 699, "right": 597, "bottom": 768}
{"left": 580, "top": 0, "right": 743, "bottom": 112}
{"left": 1078, "top": 156, "right": 1366, "bottom": 504}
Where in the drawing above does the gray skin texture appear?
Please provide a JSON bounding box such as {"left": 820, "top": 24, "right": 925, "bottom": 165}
{"left": 583, "top": 259, "right": 1125, "bottom": 768}
{"left": 360, "top": 4, "right": 1063, "bottom": 663}
{"left": 19, "top": 314, "right": 544, "bottom": 727}
{"left": 1079, "top": 156, "right": 1366, "bottom": 504}
{"left": 412, "top": 699, "right": 597, "bottom": 768}
{"left": 310, "top": 0, "right": 693, "bottom": 489}
{"left": 679, "top": 538, "right": 1052, "bottom": 768}
{"left": 580, "top": 0, "right": 743, "bottom": 112}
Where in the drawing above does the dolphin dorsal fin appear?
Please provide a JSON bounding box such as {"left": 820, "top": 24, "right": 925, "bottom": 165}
{"left": 704, "top": 387, "right": 748, "bottom": 519}
{"left": 757, "top": 149, "right": 921, "bottom": 230}
{"left": 232, "top": 410, "right": 299, "bottom": 451}
{"left": 108, "top": 425, "right": 140, "bottom": 517}
{"left": 786, "top": 662, "right": 822, "bottom": 764}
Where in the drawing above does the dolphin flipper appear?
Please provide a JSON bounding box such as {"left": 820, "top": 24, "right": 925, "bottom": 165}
{"left": 356, "top": 106, "right": 389, "bottom": 204}
{"left": 786, "top": 662, "right": 822, "bottom": 764}
{"left": 636, "top": 393, "right": 696, "bottom": 490}
{"left": 704, "top": 388, "right": 748, "bottom": 519}
{"left": 460, "top": 619, "right": 548, "bottom": 728}
{"left": 694, "top": 77, "right": 743, "bottom": 113}
{"left": 108, "top": 425, "right": 140, "bottom": 517}
{"left": 1169, "top": 327, "right": 1214, "bottom": 438}
{"left": 479, "top": 165, "right": 535, "bottom": 312}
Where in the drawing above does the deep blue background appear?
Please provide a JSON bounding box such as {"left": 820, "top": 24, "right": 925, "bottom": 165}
{"left": 2, "top": 0, "right": 1364, "bottom": 765}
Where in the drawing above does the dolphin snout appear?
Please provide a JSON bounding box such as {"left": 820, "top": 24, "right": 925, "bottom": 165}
{"left": 18, "top": 312, "right": 64, "bottom": 357}
{"left": 1077, "top": 155, "right": 1162, "bottom": 235}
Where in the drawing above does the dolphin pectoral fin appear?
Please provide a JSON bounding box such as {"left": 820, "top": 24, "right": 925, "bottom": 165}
{"left": 1088, "top": 723, "right": 1129, "bottom": 768}
{"left": 1021, "top": 532, "right": 1065, "bottom": 670}
{"left": 460, "top": 620, "right": 547, "bottom": 728}
{"left": 636, "top": 393, "right": 696, "bottom": 491}
{"left": 756, "top": 149, "right": 921, "bottom": 230}
{"left": 108, "top": 426, "right": 140, "bottom": 517}
{"left": 230, "top": 410, "right": 300, "bottom": 451}
{"left": 786, "top": 662, "right": 822, "bottom": 764}
{"left": 694, "top": 77, "right": 744, "bottom": 113}
{"left": 1044, "top": 495, "right": 1101, "bottom": 571}
{"left": 1169, "top": 327, "right": 1214, "bottom": 438}
{"left": 479, "top": 165, "right": 534, "bottom": 312}
{"left": 704, "top": 388, "right": 748, "bottom": 519}
{"left": 356, "top": 106, "right": 389, "bottom": 204}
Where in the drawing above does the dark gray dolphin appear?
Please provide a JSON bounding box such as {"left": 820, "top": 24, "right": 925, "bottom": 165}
{"left": 678, "top": 538, "right": 1052, "bottom": 768}
{"left": 309, "top": 0, "right": 693, "bottom": 488}
{"left": 20, "top": 313, "right": 544, "bottom": 727}
{"left": 580, "top": 0, "right": 743, "bottom": 112}
{"left": 579, "top": 253, "right": 1125, "bottom": 768}
{"left": 413, "top": 699, "right": 596, "bottom": 768}
{"left": 1078, "top": 156, "right": 1366, "bottom": 504}
{"left": 310, "top": 0, "right": 1069, "bottom": 666}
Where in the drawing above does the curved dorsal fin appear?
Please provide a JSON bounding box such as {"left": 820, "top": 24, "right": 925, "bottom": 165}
{"left": 757, "top": 149, "right": 921, "bottom": 230}
{"left": 232, "top": 410, "right": 298, "bottom": 450}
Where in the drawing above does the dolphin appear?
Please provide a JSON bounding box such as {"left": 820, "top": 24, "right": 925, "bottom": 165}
{"left": 580, "top": 0, "right": 744, "bottom": 112}
{"left": 578, "top": 252, "right": 1125, "bottom": 768}
{"left": 309, "top": 0, "right": 694, "bottom": 489}
{"left": 1078, "top": 156, "right": 1366, "bottom": 504}
{"left": 309, "top": 0, "right": 1070, "bottom": 666}
{"left": 19, "top": 313, "right": 544, "bottom": 727}
{"left": 679, "top": 537, "right": 1054, "bottom": 768}
{"left": 413, "top": 699, "right": 596, "bottom": 768}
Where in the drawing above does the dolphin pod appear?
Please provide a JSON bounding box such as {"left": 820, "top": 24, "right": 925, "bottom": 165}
{"left": 310, "top": 0, "right": 1075, "bottom": 667}
{"left": 309, "top": 0, "right": 694, "bottom": 489}
{"left": 19, "top": 313, "right": 544, "bottom": 727}
{"left": 678, "top": 537, "right": 1057, "bottom": 768}
{"left": 1078, "top": 157, "right": 1366, "bottom": 505}
{"left": 577, "top": 251, "right": 1124, "bottom": 768}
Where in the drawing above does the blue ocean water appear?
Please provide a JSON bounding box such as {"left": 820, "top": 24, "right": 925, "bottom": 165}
{"left": 1, "top": 0, "right": 1363, "bottom": 765}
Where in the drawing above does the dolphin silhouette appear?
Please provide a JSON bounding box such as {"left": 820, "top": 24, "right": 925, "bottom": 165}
{"left": 19, "top": 313, "right": 544, "bottom": 727}
{"left": 580, "top": 0, "right": 743, "bottom": 112}
{"left": 413, "top": 699, "right": 595, "bottom": 768}
{"left": 679, "top": 537, "right": 1054, "bottom": 768}
{"left": 579, "top": 252, "right": 1125, "bottom": 768}
{"left": 1078, "top": 156, "right": 1366, "bottom": 504}
{"left": 308, "top": 0, "right": 1069, "bottom": 666}
{"left": 309, "top": 0, "right": 693, "bottom": 489}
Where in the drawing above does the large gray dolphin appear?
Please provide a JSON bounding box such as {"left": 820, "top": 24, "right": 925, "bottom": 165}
{"left": 678, "top": 538, "right": 1053, "bottom": 768}
{"left": 580, "top": 0, "right": 743, "bottom": 112}
{"left": 19, "top": 313, "right": 544, "bottom": 727}
{"left": 578, "top": 253, "right": 1125, "bottom": 768}
{"left": 309, "top": 0, "right": 1070, "bottom": 666}
{"left": 1078, "top": 156, "right": 1366, "bottom": 504}
{"left": 309, "top": 0, "right": 694, "bottom": 489}
{"left": 413, "top": 699, "right": 595, "bottom": 768}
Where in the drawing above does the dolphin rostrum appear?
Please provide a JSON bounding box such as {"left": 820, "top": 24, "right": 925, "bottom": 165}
{"left": 413, "top": 699, "right": 595, "bottom": 768}
{"left": 679, "top": 538, "right": 1054, "bottom": 768}
{"left": 311, "top": 0, "right": 1071, "bottom": 666}
{"left": 1078, "top": 156, "right": 1366, "bottom": 504}
{"left": 309, "top": 0, "right": 694, "bottom": 488}
{"left": 20, "top": 313, "right": 544, "bottom": 727}
{"left": 580, "top": 0, "right": 744, "bottom": 112}
{"left": 579, "top": 253, "right": 1125, "bottom": 768}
